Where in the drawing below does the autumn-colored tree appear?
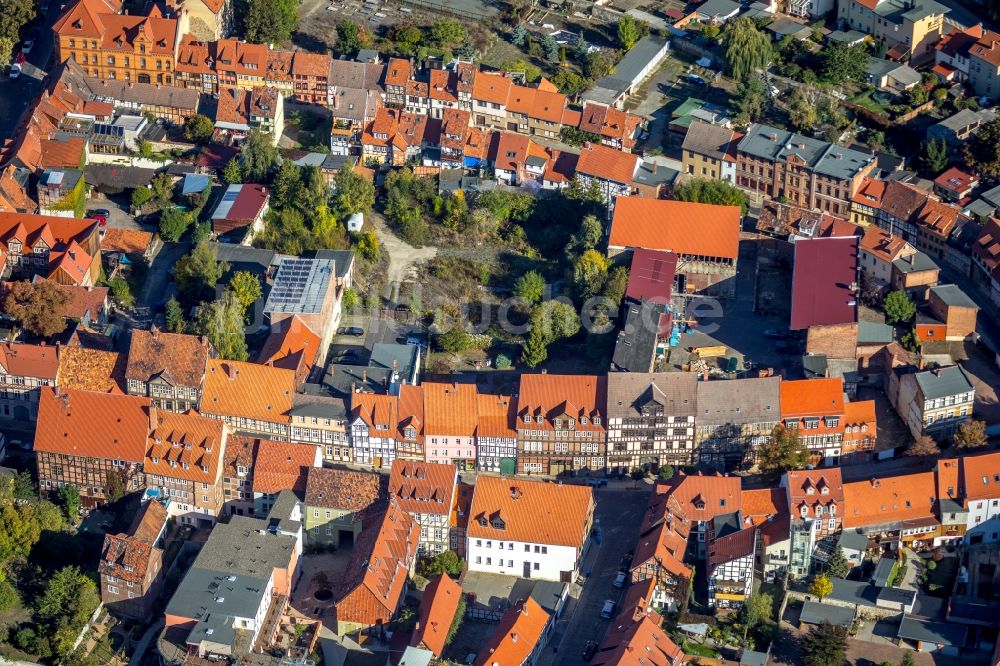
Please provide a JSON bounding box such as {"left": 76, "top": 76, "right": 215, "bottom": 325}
{"left": 906, "top": 434, "right": 941, "bottom": 460}
{"left": 809, "top": 573, "right": 833, "bottom": 602}
{"left": 3, "top": 280, "right": 70, "bottom": 337}
{"left": 953, "top": 419, "right": 987, "bottom": 449}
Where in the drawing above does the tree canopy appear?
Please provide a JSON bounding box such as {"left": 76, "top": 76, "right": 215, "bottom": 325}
{"left": 3, "top": 280, "right": 69, "bottom": 337}
{"left": 722, "top": 17, "right": 772, "bottom": 81}
{"left": 244, "top": 0, "right": 298, "bottom": 44}
{"left": 514, "top": 271, "right": 546, "bottom": 304}
{"left": 674, "top": 178, "right": 749, "bottom": 214}
{"left": 883, "top": 290, "right": 916, "bottom": 324}
{"left": 758, "top": 425, "right": 808, "bottom": 473}
{"left": 617, "top": 16, "right": 647, "bottom": 50}
{"left": 174, "top": 241, "right": 226, "bottom": 304}
{"left": 953, "top": 419, "right": 987, "bottom": 449}
{"left": 183, "top": 114, "right": 215, "bottom": 145}
{"left": 906, "top": 435, "right": 941, "bottom": 459}
{"left": 819, "top": 42, "right": 868, "bottom": 84}
{"left": 809, "top": 573, "right": 834, "bottom": 601}
{"left": 196, "top": 291, "right": 249, "bottom": 361}
{"left": 963, "top": 118, "right": 1000, "bottom": 177}
{"left": 335, "top": 20, "right": 370, "bottom": 54}
{"left": 239, "top": 129, "right": 279, "bottom": 183}
{"left": 802, "top": 620, "right": 848, "bottom": 666}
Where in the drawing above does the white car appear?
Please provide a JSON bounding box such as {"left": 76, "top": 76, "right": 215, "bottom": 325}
{"left": 9, "top": 64, "right": 21, "bottom": 79}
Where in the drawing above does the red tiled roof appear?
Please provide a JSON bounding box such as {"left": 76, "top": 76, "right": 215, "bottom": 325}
{"left": 517, "top": 373, "right": 606, "bottom": 430}
{"left": 251, "top": 438, "right": 319, "bottom": 494}
{"left": 790, "top": 236, "right": 859, "bottom": 330}
{"left": 291, "top": 50, "right": 331, "bottom": 78}
{"left": 474, "top": 598, "right": 549, "bottom": 666}
{"left": 741, "top": 488, "right": 787, "bottom": 526}
{"left": 257, "top": 315, "right": 320, "bottom": 387}
{"left": 592, "top": 611, "right": 683, "bottom": 666}
{"left": 780, "top": 377, "right": 845, "bottom": 418}
{"left": 842, "top": 472, "right": 936, "bottom": 528}
{"left": 659, "top": 474, "right": 742, "bottom": 523}
{"left": 960, "top": 451, "right": 1000, "bottom": 501}
{"left": 411, "top": 574, "right": 462, "bottom": 656}
{"left": 35, "top": 387, "right": 152, "bottom": 461}
{"left": 202, "top": 359, "right": 295, "bottom": 424}
{"left": 576, "top": 142, "right": 639, "bottom": 184}
{"left": 388, "top": 460, "right": 456, "bottom": 517}
{"left": 100, "top": 228, "right": 153, "bottom": 254}
{"left": 56, "top": 345, "right": 122, "bottom": 393}
{"left": 860, "top": 225, "right": 911, "bottom": 264}
{"left": 609, "top": 197, "right": 741, "bottom": 260}
{"left": 473, "top": 71, "right": 513, "bottom": 105}
{"left": 305, "top": 467, "right": 384, "bottom": 514}
{"left": 0, "top": 341, "right": 59, "bottom": 379}
{"left": 145, "top": 410, "right": 225, "bottom": 484}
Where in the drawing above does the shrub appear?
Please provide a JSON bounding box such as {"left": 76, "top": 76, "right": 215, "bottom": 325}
{"left": 495, "top": 353, "right": 512, "bottom": 369}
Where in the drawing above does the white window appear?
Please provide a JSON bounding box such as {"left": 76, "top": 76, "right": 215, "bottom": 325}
{"left": 107, "top": 585, "right": 119, "bottom": 594}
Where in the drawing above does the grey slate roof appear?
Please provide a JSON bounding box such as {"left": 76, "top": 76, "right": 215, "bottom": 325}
{"left": 682, "top": 120, "right": 735, "bottom": 161}
{"left": 929, "top": 284, "right": 977, "bottom": 309}
{"left": 799, "top": 600, "right": 855, "bottom": 627}
{"left": 897, "top": 616, "right": 967, "bottom": 647}
{"left": 827, "top": 577, "right": 879, "bottom": 607}
{"left": 932, "top": 108, "right": 996, "bottom": 134}
{"left": 291, "top": 390, "right": 348, "bottom": 420}
{"left": 698, "top": 0, "right": 741, "bottom": 19}
{"left": 606, "top": 372, "right": 698, "bottom": 420}
{"left": 633, "top": 161, "right": 679, "bottom": 188}
{"left": 585, "top": 35, "right": 668, "bottom": 103}
{"left": 873, "top": 0, "right": 948, "bottom": 22}
{"left": 892, "top": 250, "right": 938, "bottom": 274}
{"left": 696, "top": 376, "right": 781, "bottom": 426}
{"left": 165, "top": 567, "right": 268, "bottom": 642}
{"left": 739, "top": 124, "right": 873, "bottom": 181}
{"left": 740, "top": 649, "right": 769, "bottom": 666}
{"left": 914, "top": 365, "right": 973, "bottom": 400}
{"left": 314, "top": 249, "right": 356, "bottom": 282}
{"left": 837, "top": 529, "right": 869, "bottom": 552}
{"left": 369, "top": 343, "right": 419, "bottom": 378}
{"left": 877, "top": 586, "right": 916, "bottom": 606}
{"left": 612, "top": 302, "right": 660, "bottom": 373}
{"left": 857, "top": 321, "right": 893, "bottom": 345}
{"left": 871, "top": 557, "right": 896, "bottom": 587}
{"left": 192, "top": 515, "right": 298, "bottom": 578}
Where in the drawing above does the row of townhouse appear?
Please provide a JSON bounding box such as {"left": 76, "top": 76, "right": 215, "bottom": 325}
{"left": 627, "top": 452, "right": 1000, "bottom": 610}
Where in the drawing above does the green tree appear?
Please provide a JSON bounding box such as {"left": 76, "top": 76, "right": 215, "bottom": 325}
{"left": 802, "top": 620, "right": 848, "bottom": 666}
{"left": 3, "top": 279, "right": 69, "bottom": 337}
{"left": 108, "top": 277, "right": 135, "bottom": 309}
{"left": 511, "top": 25, "right": 528, "bottom": 47}
{"left": 159, "top": 207, "right": 192, "bottom": 242}
{"left": 920, "top": 137, "right": 948, "bottom": 174}
{"left": 630, "top": 467, "right": 647, "bottom": 487}
{"left": 0, "top": 37, "right": 16, "bottom": 71}
{"left": 565, "top": 214, "right": 603, "bottom": 259}
{"left": 741, "top": 590, "right": 774, "bottom": 631}
{"left": 223, "top": 157, "right": 243, "bottom": 184}
{"left": 57, "top": 484, "right": 81, "bottom": 521}
{"left": 438, "top": 325, "right": 472, "bottom": 353}
{"left": 240, "top": 128, "right": 279, "bottom": 183}
{"left": 334, "top": 167, "right": 376, "bottom": 215}
{"left": 13, "top": 470, "right": 35, "bottom": 500}
{"left": 295, "top": 166, "right": 331, "bottom": 217}
{"left": 531, "top": 300, "right": 581, "bottom": 343}
{"left": 150, "top": 172, "right": 174, "bottom": 209}
{"left": 37, "top": 566, "right": 100, "bottom": 659}
{"left": 963, "top": 118, "right": 1000, "bottom": 177}
{"left": 174, "top": 241, "right": 225, "bottom": 303}
{"left": 521, "top": 327, "right": 549, "bottom": 368}
{"left": 228, "top": 270, "right": 262, "bottom": 315}
{"left": 502, "top": 58, "right": 542, "bottom": 83}
{"left": 105, "top": 469, "right": 126, "bottom": 502}
{"left": 165, "top": 296, "right": 186, "bottom": 332}
{"left": 733, "top": 76, "right": 767, "bottom": 125}
{"left": 541, "top": 33, "right": 560, "bottom": 62}
{"left": 514, "top": 271, "right": 546, "bottom": 304}
{"left": 196, "top": 292, "right": 248, "bottom": 361}
{"left": 431, "top": 18, "right": 466, "bottom": 47}
{"left": 674, "top": 178, "right": 749, "bottom": 214}
{"left": 953, "top": 419, "right": 987, "bottom": 449}
{"left": 447, "top": 594, "right": 467, "bottom": 645}
{"left": 573, "top": 249, "right": 609, "bottom": 299}
{"left": 552, "top": 69, "right": 590, "bottom": 95}
{"left": 758, "top": 425, "right": 808, "bottom": 473}
{"left": 272, "top": 158, "right": 301, "bottom": 210}
{"left": 392, "top": 23, "right": 423, "bottom": 54}
{"left": 586, "top": 49, "right": 619, "bottom": 79}
{"left": 883, "top": 289, "right": 916, "bottom": 323}
{"left": 722, "top": 17, "right": 772, "bottom": 81}
{"left": 244, "top": 0, "right": 298, "bottom": 44}
{"left": 603, "top": 266, "right": 629, "bottom": 306}
{"left": 867, "top": 129, "right": 886, "bottom": 153}
{"left": 788, "top": 88, "right": 819, "bottom": 131}
{"left": 0, "top": 579, "right": 19, "bottom": 612}
{"left": 418, "top": 550, "right": 465, "bottom": 576}
{"left": 617, "top": 16, "right": 647, "bottom": 50}
{"left": 336, "top": 20, "right": 369, "bottom": 54}
{"left": 827, "top": 546, "right": 849, "bottom": 578}
{"left": 130, "top": 186, "right": 152, "bottom": 212}
{"left": 342, "top": 287, "right": 360, "bottom": 312}
{"left": 183, "top": 113, "right": 215, "bottom": 145}
{"left": 495, "top": 353, "right": 512, "bottom": 369}
{"left": 900, "top": 652, "right": 916, "bottom": 666}
{"left": 809, "top": 573, "right": 834, "bottom": 602}
{"left": 820, "top": 42, "right": 868, "bottom": 83}
{"left": 356, "top": 227, "right": 380, "bottom": 261}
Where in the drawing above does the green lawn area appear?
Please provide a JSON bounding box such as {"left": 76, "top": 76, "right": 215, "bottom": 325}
{"left": 852, "top": 90, "right": 891, "bottom": 114}
{"left": 683, "top": 641, "right": 719, "bottom": 658}
{"left": 925, "top": 557, "right": 959, "bottom": 597}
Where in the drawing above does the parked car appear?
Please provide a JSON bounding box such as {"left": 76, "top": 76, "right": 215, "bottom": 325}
{"left": 600, "top": 600, "right": 615, "bottom": 619}
{"left": 405, "top": 336, "right": 427, "bottom": 348}
{"left": 338, "top": 326, "right": 364, "bottom": 336}
{"left": 88, "top": 209, "right": 110, "bottom": 226}
{"left": 22, "top": 32, "right": 37, "bottom": 53}
{"left": 613, "top": 571, "right": 627, "bottom": 588}
{"left": 587, "top": 478, "right": 607, "bottom": 487}
{"left": 582, "top": 641, "right": 598, "bottom": 661}
{"left": 620, "top": 551, "right": 634, "bottom": 570}
{"left": 685, "top": 74, "right": 706, "bottom": 85}
{"left": 8, "top": 63, "right": 20, "bottom": 79}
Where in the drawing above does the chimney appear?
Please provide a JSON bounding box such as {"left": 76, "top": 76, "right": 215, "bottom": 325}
{"left": 225, "top": 364, "right": 236, "bottom": 380}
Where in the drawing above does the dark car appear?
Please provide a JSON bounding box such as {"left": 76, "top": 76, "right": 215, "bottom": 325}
{"left": 337, "top": 326, "right": 364, "bottom": 336}
{"left": 88, "top": 209, "right": 111, "bottom": 226}
{"left": 334, "top": 349, "right": 358, "bottom": 363}
{"left": 763, "top": 329, "right": 790, "bottom": 339}
{"left": 582, "top": 641, "right": 598, "bottom": 660}
{"left": 685, "top": 74, "right": 706, "bottom": 85}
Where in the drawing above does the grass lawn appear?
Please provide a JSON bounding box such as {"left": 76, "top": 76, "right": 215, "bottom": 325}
{"left": 683, "top": 640, "right": 719, "bottom": 658}
{"left": 851, "top": 90, "right": 893, "bottom": 115}
{"left": 924, "top": 556, "right": 959, "bottom": 597}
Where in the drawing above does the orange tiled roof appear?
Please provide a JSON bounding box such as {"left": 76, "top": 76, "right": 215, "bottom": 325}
{"left": 609, "top": 197, "right": 741, "bottom": 260}
{"left": 0, "top": 166, "right": 36, "bottom": 214}
{"left": 852, "top": 177, "right": 887, "bottom": 206}
{"left": 100, "top": 228, "right": 153, "bottom": 254}
{"left": 466, "top": 475, "right": 593, "bottom": 548}
{"left": 97, "top": 15, "right": 176, "bottom": 55}
{"left": 56, "top": 345, "right": 123, "bottom": 393}
{"left": 265, "top": 49, "right": 294, "bottom": 82}
{"left": 125, "top": 328, "right": 214, "bottom": 389}
{"left": 429, "top": 69, "right": 457, "bottom": 103}
{"left": 592, "top": 611, "right": 684, "bottom": 666}
{"left": 473, "top": 71, "right": 512, "bottom": 106}
{"left": 38, "top": 136, "right": 87, "bottom": 170}
{"left": 251, "top": 438, "right": 318, "bottom": 494}
{"left": 960, "top": 451, "right": 1000, "bottom": 501}
{"left": 202, "top": 359, "right": 295, "bottom": 424}
{"left": 475, "top": 393, "right": 517, "bottom": 439}
{"left": 145, "top": 410, "right": 226, "bottom": 484}
{"left": 423, "top": 382, "right": 478, "bottom": 437}
{"left": 780, "top": 377, "right": 845, "bottom": 418}
{"left": 860, "top": 225, "right": 911, "bottom": 264}
{"left": 256, "top": 315, "right": 320, "bottom": 387}
{"left": 632, "top": 493, "right": 691, "bottom": 582}
{"left": 388, "top": 460, "right": 456, "bottom": 517}
{"left": 474, "top": 598, "right": 549, "bottom": 666}
{"left": 411, "top": 574, "right": 462, "bottom": 656}
{"left": 99, "top": 533, "right": 153, "bottom": 584}
{"left": 576, "top": 142, "right": 639, "bottom": 185}
{"left": 531, "top": 88, "right": 567, "bottom": 124}
{"left": 842, "top": 399, "right": 876, "bottom": 445}
{"left": 384, "top": 58, "right": 412, "bottom": 87}
{"left": 0, "top": 341, "right": 59, "bottom": 379}
{"left": 517, "top": 373, "right": 606, "bottom": 431}
{"left": 842, "top": 472, "right": 936, "bottom": 528}
{"left": 970, "top": 29, "right": 1000, "bottom": 68}
{"left": 291, "top": 50, "right": 331, "bottom": 78}
{"left": 741, "top": 488, "right": 788, "bottom": 526}
{"left": 787, "top": 468, "right": 845, "bottom": 516}
{"left": 660, "top": 474, "right": 741, "bottom": 523}
{"left": 35, "top": 386, "right": 152, "bottom": 461}
{"left": 222, "top": 434, "right": 257, "bottom": 477}
{"left": 506, "top": 84, "right": 535, "bottom": 115}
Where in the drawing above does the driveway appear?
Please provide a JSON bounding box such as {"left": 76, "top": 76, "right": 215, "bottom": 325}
{"left": 368, "top": 210, "right": 437, "bottom": 302}
{"left": 138, "top": 241, "right": 190, "bottom": 311}
{"left": 539, "top": 486, "right": 649, "bottom": 666}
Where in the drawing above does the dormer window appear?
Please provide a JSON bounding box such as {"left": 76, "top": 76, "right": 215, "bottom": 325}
{"left": 523, "top": 415, "right": 531, "bottom": 423}
{"left": 800, "top": 506, "right": 808, "bottom": 517}
{"left": 151, "top": 456, "right": 159, "bottom": 463}
{"left": 821, "top": 486, "right": 829, "bottom": 495}
{"left": 535, "top": 415, "right": 542, "bottom": 424}
{"left": 829, "top": 504, "right": 836, "bottom": 515}
{"left": 806, "top": 486, "right": 815, "bottom": 495}
{"left": 580, "top": 416, "right": 588, "bottom": 425}
{"left": 593, "top": 417, "right": 601, "bottom": 425}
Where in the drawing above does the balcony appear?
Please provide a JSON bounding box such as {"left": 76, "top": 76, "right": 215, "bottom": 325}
{"left": 714, "top": 592, "right": 747, "bottom": 602}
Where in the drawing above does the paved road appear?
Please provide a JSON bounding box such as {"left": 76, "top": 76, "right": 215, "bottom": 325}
{"left": 0, "top": 4, "right": 59, "bottom": 138}
{"left": 540, "top": 486, "right": 649, "bottom": 666}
